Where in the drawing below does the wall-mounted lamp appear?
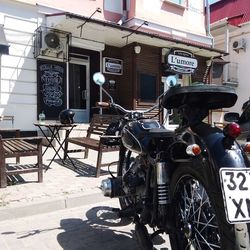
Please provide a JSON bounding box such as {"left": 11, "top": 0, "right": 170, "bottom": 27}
{"left": 134, "top": 45, "right": 141, "bottom": 54}
{"left": 109, "top": 79, "right": 116, "bottom": 90}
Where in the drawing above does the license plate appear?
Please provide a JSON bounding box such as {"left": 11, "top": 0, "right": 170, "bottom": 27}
{"left": 220, "top": 168, "right": 250, "bottom": 224}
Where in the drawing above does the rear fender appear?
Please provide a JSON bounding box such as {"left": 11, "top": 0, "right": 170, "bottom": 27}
{"left": 191, "top": 123, "right": 250, "bottom": 171}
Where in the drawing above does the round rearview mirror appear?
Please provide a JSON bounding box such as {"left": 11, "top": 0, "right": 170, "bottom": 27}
{"left": 166, "top": 75, "right": 177, "bottom": 87}
{"left": 93, "top": 72, "right": 105, "bottom": 86}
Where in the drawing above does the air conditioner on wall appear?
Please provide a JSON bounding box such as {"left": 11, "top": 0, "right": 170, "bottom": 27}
{"left": 33, "top": 27, "right": 70, "bottom": 60}
{"left": 232, "top": 38, "right": 246, "bottom": 52}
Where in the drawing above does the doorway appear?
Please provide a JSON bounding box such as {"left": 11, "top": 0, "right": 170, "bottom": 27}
{"left": 69, "top": 58, "right": 90, "bottom": 123}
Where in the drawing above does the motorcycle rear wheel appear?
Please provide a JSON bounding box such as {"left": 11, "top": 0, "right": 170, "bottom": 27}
{"left": 169, "top": 161, "right": 250, "bottom": 250}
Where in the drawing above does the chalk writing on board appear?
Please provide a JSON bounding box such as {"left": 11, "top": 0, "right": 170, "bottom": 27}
{"left": 40, "top": 64, "right": 64, "bottom": 107}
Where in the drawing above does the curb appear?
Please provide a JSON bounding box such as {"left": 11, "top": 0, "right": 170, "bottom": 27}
{"left": 0, "top": 192, "right": 110, "bottom": 222}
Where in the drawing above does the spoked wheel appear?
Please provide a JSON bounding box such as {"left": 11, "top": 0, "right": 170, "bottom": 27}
{"left": 172, "top": 176, "right": 220, "bottom": 249}
{"left": 169, "top": 163, "right": 250, "bottom": 250}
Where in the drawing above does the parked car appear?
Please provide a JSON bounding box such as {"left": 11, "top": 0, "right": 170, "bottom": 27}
{"left": 224, "top": 102, "right": 250, "bottom": 141}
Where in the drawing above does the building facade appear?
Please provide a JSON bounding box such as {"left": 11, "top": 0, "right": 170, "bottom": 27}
{"left": 0, "top": 0, "right": 225, "bottom": 131}
{"left": 210, "top": 0, "right": 250, "bottom": 114}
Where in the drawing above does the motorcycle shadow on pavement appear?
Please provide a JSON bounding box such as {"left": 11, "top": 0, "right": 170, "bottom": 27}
{"left": 57, "top": 205, "right": 140, "bottom": 250}
{"left": 57, "top": 206, "right": 169, "bottom": 250}
{"left": 54, "top": 158, "right": 116, "bottom": 177}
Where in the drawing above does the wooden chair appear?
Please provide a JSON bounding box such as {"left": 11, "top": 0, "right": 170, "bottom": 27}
{"left": 64, "top": 114, "right": 120, "bottom": 177}
{"left": 0, "top": 128, "right": 21, "bottom": 164}
{"left": 0, "top": 135, "right": 43, "bottom": 188}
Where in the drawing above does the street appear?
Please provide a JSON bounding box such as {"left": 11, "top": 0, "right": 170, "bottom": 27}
{"left": 0, "top": 194, "right": 171, "bottom": 250}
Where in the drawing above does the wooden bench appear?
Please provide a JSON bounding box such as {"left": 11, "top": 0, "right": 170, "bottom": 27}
{"left": 0, "top": 135, "right": 43, "bottom": 188}
{"left": 64, "top": 114, "right": 120, "bottom": 177}
{"left": 0, "top": 128, "right": 21, "bottom": 164}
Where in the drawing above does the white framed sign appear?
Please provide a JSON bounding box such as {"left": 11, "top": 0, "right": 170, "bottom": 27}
{"left": 103, "top": 57, "right": 123, "bottom": 75}
{"left": 166, "top": 49, "right": 198, "bottom": 74}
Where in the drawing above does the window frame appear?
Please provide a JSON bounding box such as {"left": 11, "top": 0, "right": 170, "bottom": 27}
{"left": 162, "top": 0, "right": 185, "bottom": 7}
{"left": 137, "top": 72, "right": 158, "bottom": 104}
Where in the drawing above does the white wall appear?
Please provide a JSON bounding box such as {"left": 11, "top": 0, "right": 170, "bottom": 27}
{"left": 213, "top": 23, "right": 250, "bottom": 114}
{"left": 0, "top": 0, "right": 44, "bottom": 130}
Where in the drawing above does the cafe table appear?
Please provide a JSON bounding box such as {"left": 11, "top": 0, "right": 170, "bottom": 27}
{"left": 34, "top": 121, "right": 77, "bottom": 170}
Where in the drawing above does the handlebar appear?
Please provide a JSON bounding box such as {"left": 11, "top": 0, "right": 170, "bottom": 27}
{"left": 96, "top": 101, "right": 159, "bottom": 117}
{"left": 96, "top": 82, "right": 163, "bottom": 119}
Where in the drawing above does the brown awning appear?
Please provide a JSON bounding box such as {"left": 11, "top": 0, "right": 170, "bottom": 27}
{"left": 46, "top": 12, "right": 228, "bottom": 58}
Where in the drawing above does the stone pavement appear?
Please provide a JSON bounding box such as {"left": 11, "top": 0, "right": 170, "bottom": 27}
{"left": 0, "top": 198, "right": 171, "bottom": 250}
{"left": 0, "top": 144, "right": 171, "bottom": 249}
{"left": 0, "top": 144, "right": 119, "bottom": 221}
{"left": 0, "top": 199, "right": 141, "bottom": 250}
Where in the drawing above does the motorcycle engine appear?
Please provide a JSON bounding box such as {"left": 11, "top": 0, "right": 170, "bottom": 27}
{"left": 101, "top": 156, "right": 146, "bottom": 199}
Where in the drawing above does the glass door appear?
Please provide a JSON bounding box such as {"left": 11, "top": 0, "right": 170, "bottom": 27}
{"left": 69, "top": 58, "right": 90, "bottom": 123}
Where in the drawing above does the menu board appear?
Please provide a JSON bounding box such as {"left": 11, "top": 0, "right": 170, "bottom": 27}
{"left": 37, "top": 60, "right": 66, "bottom": 120}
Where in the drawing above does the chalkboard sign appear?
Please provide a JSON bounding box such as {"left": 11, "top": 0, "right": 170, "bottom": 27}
{"left": 37, "top": 60, "right": 66, "bottom": 120}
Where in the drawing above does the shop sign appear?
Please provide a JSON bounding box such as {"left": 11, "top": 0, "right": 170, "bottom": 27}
{"left": 103, "top": 57, "right": 123, "bottom": 75}
{"left": 166, "top": 50, "right": 197, "bottom": 74}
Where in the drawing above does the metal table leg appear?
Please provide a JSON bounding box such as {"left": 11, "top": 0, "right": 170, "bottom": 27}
{"left": 45, "top": 126, "right": 76, "bottom": 171}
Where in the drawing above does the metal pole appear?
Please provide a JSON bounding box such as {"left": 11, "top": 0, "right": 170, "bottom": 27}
{"left": 0, "top": 54, "right": 1, "bottom": 104}
{"left": 223, "top": 25, "right": 229, "bottom": 83}
{"left": 99, "top": 51, "right": 103, "bottom": 114}
{"left": 66, "top": 60, "right": 69, "bottom": 109}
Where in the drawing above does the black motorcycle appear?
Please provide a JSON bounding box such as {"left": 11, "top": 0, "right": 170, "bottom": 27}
{"left": 93, "top": 72, "right": 250, "bottom": 250}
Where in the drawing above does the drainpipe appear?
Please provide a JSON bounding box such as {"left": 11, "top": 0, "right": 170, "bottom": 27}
{"left": 205, "top": 0, "right": 214, "bottom": 47}
{"left": 118, "top": 0, "right": 128, "bottom": 25}
{"left": 223, "top": 24, "right": 229, "bottom": 83}
{"left": 99, "top": 51, "right": 103, "bottom": 115}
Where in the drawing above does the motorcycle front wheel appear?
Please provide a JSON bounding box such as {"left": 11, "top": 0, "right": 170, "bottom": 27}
{"left": 169, "top": 160, "right": 250, "bottom": 250}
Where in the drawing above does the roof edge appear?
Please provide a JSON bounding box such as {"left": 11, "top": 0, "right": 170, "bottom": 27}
{"left": 64, "top": 12, "right": 227, "bottom": 57}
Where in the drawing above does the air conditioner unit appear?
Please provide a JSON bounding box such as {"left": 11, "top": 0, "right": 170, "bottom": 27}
{"left": 34, "top": 27, "right": 70, "bottom": 60}
{"left": 232, "top": 38, "right": 246, "bottom": 52}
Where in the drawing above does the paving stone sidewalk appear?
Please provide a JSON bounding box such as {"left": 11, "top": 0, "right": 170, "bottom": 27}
{"left": 0, "top": 145, "right": 119, "bottom": 221}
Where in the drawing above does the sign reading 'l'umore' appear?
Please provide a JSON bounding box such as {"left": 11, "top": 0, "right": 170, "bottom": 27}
{"left": 167, "top": 50, "right": 198, "bottom": 74}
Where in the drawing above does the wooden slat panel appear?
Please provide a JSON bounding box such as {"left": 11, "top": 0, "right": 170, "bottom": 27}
{"left": 7, "top": 168, "right": 39, "bottom": 175}
{"left": 3, "top": 140, "right": 36, "bottom": 153}
{"left": 87, "top": 114, "right": 120, "bottom": 136}
{"left": 0, "top": 136, "right": 43, "bottom": 188}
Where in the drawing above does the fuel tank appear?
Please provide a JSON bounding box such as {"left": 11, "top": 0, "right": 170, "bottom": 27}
{"left": 121, "top": 119, "right": 162, "bottom": 154}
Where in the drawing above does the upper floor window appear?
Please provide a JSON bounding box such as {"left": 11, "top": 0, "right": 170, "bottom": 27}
{"left": 227, "top": 62, "right": 238, "bottom": 83}
{"left": 165, "top": 0, "right": 184, "bottom": 6}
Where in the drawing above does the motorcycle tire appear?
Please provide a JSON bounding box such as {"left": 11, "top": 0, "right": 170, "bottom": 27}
{"left": 169, "top": 159, "right": 250, "bottom": 250}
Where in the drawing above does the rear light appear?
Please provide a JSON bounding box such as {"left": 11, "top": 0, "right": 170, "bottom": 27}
{"left": 223, "top": 122, "right": 241, "bottom": 139}
{"left": 242, "top": 142, "right": 250, "bottom": 153}
{"left": 186, "top": 144, "right": 201, "bottom": 156}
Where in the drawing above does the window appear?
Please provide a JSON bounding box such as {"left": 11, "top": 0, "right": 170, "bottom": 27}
{"left": 228, "top": 62, "right": 238, "bottom": 83}
{"left": 164, "top": 0, "right": 184, "bottom": 6}
{"left": 138, "top": 73, "right": 157, "bottom": 102}
{"left": 212, "top": 64, "right": 223, "bottom": 85}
